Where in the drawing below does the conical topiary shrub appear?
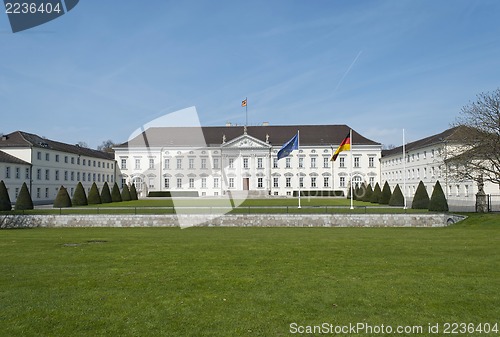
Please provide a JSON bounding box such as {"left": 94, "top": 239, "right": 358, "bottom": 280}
{"left": 111, "top": 182, "right": 122, "bottom": 202}
{"left": 101, "top": 182, "right": 112, "bottom": 204}
{"left": 53, "top": 186, "right": 72, "bottom": 208}
{"left": 72, "top": 182, "right": 88, "bottom": 206}
{"left": 130, "top": 183, "right": 138, "bottom": 200}
{"left": 87, "top": 182, "right": 102, "bottom": 205}
{"left": 0, "top": 180, "right": 12, "bottom": 211}
{"left": 354, "top": 183, "right": 366, "bottom": 201}
{"left": 362, "top": 184, "right": 373, "bottom": 202}
{"left": 429, "top": 180, "right": 449, "bottom": 212}
{"left": 379, "top": 181, "right": 392, "bottom": 205}
{"left": 389, "top": 184, "right": 405, "bottom": 207}
{"left": 121, "top": 184, "right": 131, "bottom": 201}
{"left": 412, "top": 181, "right": 430, "bottom": 209}
{"left": 15, "top": 182, "right": 33, "bottom": 210}
{"left": 370, "top": 183, "right": 381, "bottom": 204}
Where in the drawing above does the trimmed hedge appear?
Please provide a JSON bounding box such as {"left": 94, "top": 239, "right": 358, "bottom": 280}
{"left": 72, "top": 182, "right": 88, "bottom": 206}
{"left": 53, "top": 186, "right": 72, "bottom": 208}
{"left": 111, "top": 183, "right": 122, "bottom": 202}
{"left": 0, "top": 180, "right": 12, "bottom": 211}
{"left": 429, "top": 180, "right": 449, "bottom": 212}
{"left": 101, "top": 182, "right": 112, "bottom": 204}
{"left": 293, "top": 190, "right": 344, "bottom": 197}
{"left": 362, "top": 184, "right": 373, "bottom": 202}
{"left": 370, "top": 183, "right": 381, "bottom": 203}
{"left": 389, "top": 184, "right": 405, "bottom": 207}
{"left": 412, "top": 181, "right": 430, "bottom": 209}
{"left": 379, "top": 181, "right": 392, "bottom": 205}
{"left": 130, "top": 184, "right": 138, "bottom": 200}
{"left": 148, "top": 191, "right": 199, "bottom": 198}
{"left": 15, "top": 182, "right": 33, "bottom": 210}
{"left": 88, "top": 182, "right": 102, "bottom": 205}
{"left": 121, "top": 185, "right": 131, "bottom": 201}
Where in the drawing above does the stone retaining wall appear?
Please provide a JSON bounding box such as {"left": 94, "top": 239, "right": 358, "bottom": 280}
{"left": 0, "top": 213, "right": 465, "bottom": 229}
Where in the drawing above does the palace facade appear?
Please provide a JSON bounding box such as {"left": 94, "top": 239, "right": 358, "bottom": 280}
{"left": 114, "top": 124, "right": 382, "bottom": 198}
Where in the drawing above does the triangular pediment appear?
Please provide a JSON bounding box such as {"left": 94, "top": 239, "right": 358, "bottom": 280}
{"left": 222, "top": 134, "right": 271, "bottom": 149}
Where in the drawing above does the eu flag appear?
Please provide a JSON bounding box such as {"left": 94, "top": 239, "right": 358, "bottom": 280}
{"left": 277, "top": 133, "right": 299, "bottom": 160}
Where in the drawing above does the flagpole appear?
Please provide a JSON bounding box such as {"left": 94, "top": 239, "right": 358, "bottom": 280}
{"left": 245, "top": 97, "right": 248, "bottom": 127}
{"left": 403, "top": 129, "right": 407, "bottom": 209}
{"left": 350, "top": 129, "right": 354, "bottom": 210}
{"left": 297, "top": 130, "right": 301, "bottom": 209}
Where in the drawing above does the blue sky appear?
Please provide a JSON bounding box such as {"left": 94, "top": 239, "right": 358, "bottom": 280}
{"left": 1, "top": 0, "right": 500, "bottom": 148}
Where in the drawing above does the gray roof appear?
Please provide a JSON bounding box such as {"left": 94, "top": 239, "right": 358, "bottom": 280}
{"left": 0, "top": 131, "right": 114, "bottom": 160}
{"left": 116, "top": 125, "right": 380, "bottom": 148}
{"left": 382, "top": 126, "right": 464, "bottom": 157}
{"left": 0, "top": 150, "right": 31, "bottom": 165}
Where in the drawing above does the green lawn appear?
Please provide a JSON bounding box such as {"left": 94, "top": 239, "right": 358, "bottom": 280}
{"left": 0, "top": 214, "right": 498, "bottom": 336}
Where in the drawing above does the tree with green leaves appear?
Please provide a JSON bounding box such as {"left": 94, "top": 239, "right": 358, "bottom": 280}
{"left": 379, "top": 182, "right": 392, "bottom": 205}
{"left": 429, "top": 180, "right": 449, "bottom": 212}
{"left": 111, "top": 182, "right": 122, "bottom": 202}
{"left": 0, "top": 180, "right": 12, "bottom": 211}
{"left": 72, "top": 182, "right": 88, "bottom": 206}
{"left": 130, "top": 183, "right": 138, "bottom": 200}
{"left": 370, "top": 183, "right": 381, "bottom": 203}
{"left": 389, "top": 184, "right": 405, "bottom": 207}
{"left": 121, "top": 184, "right": 131, "bottom": 201}
{"left": 100, "top": 182, "right": 112, "bottom": 203}
{"left": 412, "top": 181, "right": 430, "bottom": 209}
{"left": 15, "top": 182, "right": 33, "bottom": 210}
{"left": 362, "top": 184, "right": 373, "bottom": 202}
{"left": 87, "top": 182, "right": 102, "bottom": 205}
{"left": 53, "top": 186, "right": 72, "bottom": 208}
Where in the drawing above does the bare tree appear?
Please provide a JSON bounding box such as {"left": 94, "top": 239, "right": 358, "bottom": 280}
{"left": 97, "top": 140, "right": 116, "bottom": 153}
{"left": 76, "top": 141, "right": 89, "bottom": 148}
{"left": 448, "top": 89, "right": 500, "bottom": 186}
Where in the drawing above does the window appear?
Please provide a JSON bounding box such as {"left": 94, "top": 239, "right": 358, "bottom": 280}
{"left": 37, "top": 169, "right": 41, "bottom": 180}
{"left": 45, "top": 188, "right": 49, "bottom": 198}
{"left": 339, "top": 157, "right": 345, "bottom": 168}
{"left": 273, "top": 158, "right": 278, "bottom": 168}
{"left": 189, "top": 158, "right": 194, "bottom": 169}
{"left": 71, "top": 157, "right": 75, "bottom": 164}
{"left": 311, "top": 157, "right": 316, "bottom": 168}
{"left": 64, "top": 171, "right": 68, "bottom": 181}
{"left": 340, "top": 177, "right": 345, "bottom": 187}
{"left": 121, "top": 159, "right": 127, "bottom": 170}
{"left": 25, "top": 168, "right": 30, "bottom": 179}
{"left": 55, "top": 154, "right": 59, "bottom": 162}
{"left": 311, "top": 177, "right": 317, "bottom": 188}
{"left": 87, "top": 173, "right": 91, "bottom": 181}
{"left": 97, "top": 174, "right": 101, "bottom": 182}
{"left": 15, "top": 167, "right": 20, "bottom": 179}
{"left": 5, "top": 167, "right": 10, "bottom": 179}
{"left": 37, "top": 152, "right": 41, "bottom": 160}
{"left": 135, "top": 159, "right": 141, "bottom": 170}
{"left": 285, "top": 158, "right": 291, "bottom": 168}
{"left": 164, "top": 158, "right": 170, "bottom": 169}
{"left": 149, "top": 159, "right": 155, "bottom": 169}
{"left": 431, "top": 149, "right": 435, "bottom": 158}
{"left": 369, "top": 177, "right": 375, "bottom": 187}
{"left": 423, "top": 151, "right": 427, "bottom": 159}
{"left": 64, "top": 156, "right": 68, "bottom": 163}
{"left": 273, "top": 177, "right": 279, "bottom": 188}
{"left": 354, "top": 157, "right": 360, "bottom": 168}
{"left": 257, "top": 158, "right": 263, "bottom": 169}
{"left": 229, "top": 158, "right": 234, "bottom": 169}
{"left": 82, "top": 172, "right": 86, "bottom": 181}
{"left": 177, "top": 178, "right": 182, "bottom": 189}
{"left": 213, "top": 158, "right": 219, "bottom": 169}
{"left": 286, "top": 177, "right": 291, "bottom": 188}
{"left": 92, "top": 173, "right": 96, "bottom": 182}
{"left": 465, "top": 185, "right": 469, "bottom": 197}
{"left": 45, "top": 153, "right": 49, "bottom": 161}
{"left": 98, "top": 161, "right": 101, "bottom": 168}
{"left": 229, "top": 178, "right": 234, "bottom": 188}
{"left": 299, "top": 177, "right": 304, "bottom": 188}
{"left": 201, "top": 158, "right": 207, "bottom": 169}
{"left": 164, "top": 178, "right": 170, "bottom": 189}
{"left": 257, "top": 178, "right": 263, "bottom": 188}
{"left": 213, "top": 178, "right": 219, "bottom": 189}
{"left": 369, "top": 157, "right": 374, "bottom": 168}
{"left": 177, "top": 158, "right": 182, "bottom": 169}
{"left": 45, "top": 169, "right": 49, "bottom": 180}
{"left": 121, "top": 178, "right": 126, "bottom": 188}
{"left": 323, "top": 177, "right": 329, "bottom": 187}
{"left": 93, "top": 160, "right": 96, "bottom": 167}
{"left": 149, "top": 178, "right": 154, "bottom": 189}
{"left": 36, "top": 188, "right": 41, "bottom": 198}
{"left": 298, "top": 157, "right": 304, "bottom": 168}
{"left": 201, "top": 178, "right": 207, "bottom": 188}
{"left": 71, "top": 172, "right": 75, "bottom": 181}
{"left": 323, "top": 157, "right": 329, "bottom": 168}
{"left": 243, "top": 158, "right": 249, "bottom": 169}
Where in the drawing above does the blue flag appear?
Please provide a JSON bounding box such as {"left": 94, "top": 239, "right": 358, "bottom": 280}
{"left": 277, "top": 133, "right": 299, "bottom": 160}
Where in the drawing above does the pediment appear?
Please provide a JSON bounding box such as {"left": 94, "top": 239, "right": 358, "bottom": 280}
{"left": 222, "top": 134, "right": 271, "bottom": 149}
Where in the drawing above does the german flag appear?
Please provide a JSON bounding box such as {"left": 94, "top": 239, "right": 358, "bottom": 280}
{"left": 330, "top": 132, "right": 351, "bottom": 161}
{"left": 241, "top": 99, "right": 247, "bottom": 107}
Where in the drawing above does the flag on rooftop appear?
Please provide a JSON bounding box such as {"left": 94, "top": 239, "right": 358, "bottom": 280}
{"left": 241, "top": 99, "right": 247, "bottom": 107}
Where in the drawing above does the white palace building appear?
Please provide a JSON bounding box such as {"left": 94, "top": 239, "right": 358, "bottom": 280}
{"left": 113, "top": 124, "right": 382, "bottom": 198}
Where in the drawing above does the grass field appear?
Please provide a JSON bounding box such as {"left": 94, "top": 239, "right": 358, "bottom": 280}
{"left": 0, "top": 214, "right": 498, "bottom": 336}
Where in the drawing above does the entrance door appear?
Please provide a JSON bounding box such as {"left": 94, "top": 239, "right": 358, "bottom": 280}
{"left": 243, "top": 178, "right": 249, "bottom": 190}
